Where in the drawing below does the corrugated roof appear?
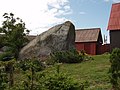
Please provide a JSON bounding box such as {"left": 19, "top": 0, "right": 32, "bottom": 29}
{"left": 107, "top": 3, "right": 120, "bottom": 30}
{"left": 75, "top": 28, "right": 101, "bottom": 42}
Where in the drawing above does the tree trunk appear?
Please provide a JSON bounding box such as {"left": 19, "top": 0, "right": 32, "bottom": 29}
{"left": 7, "top": 64, "right": 14, "bottom": 88}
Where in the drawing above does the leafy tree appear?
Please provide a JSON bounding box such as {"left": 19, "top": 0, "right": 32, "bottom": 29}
{"left": 0, "top": 13, "right": 30, "bottom": 88}
{"left": 0, "top": 13, "right": 29, "bottom": 59}
{"left": 0, "top": 35, "right": 5, "bottom": 48}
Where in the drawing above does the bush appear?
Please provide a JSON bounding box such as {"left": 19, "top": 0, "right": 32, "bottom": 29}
{"left": 0, "top": 67, "right": 8, "bottom": 90}
{"left": 109, "top": 48, "right": 120, "bottom": 90}
{"left": 17, "top": 59, "right": 45, "bottom": 72}
{"left": 49, "top": 49, "right": 84, "bottom": 63}
{"left": 14, "top": 59, "right": 45, "bottom": 90}
{"left": 42, "top": 73, "right": 80, "bottom": 90}
{"left": 39, "top": 64, "right": 84, "bottom": 90}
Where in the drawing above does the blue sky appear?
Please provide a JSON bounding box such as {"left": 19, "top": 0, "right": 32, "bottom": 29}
{"left": 67, "top": 0, "right": 114, "bottom": 43}
{"left": 0, "top": 0, "right": 120, "bottom": 43}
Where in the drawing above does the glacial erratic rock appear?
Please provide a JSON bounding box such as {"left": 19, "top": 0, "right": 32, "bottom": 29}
{"left": 19, "top": 21, "right": 75, "bottom": 60}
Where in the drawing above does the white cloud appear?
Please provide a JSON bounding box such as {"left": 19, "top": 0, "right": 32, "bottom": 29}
{"left": 0, "top": 0, "right": 72, "bottom": 35}
{"left": 104, "top": 0, "right": 120, "bottom": 3}
{"left": 104, "top": 0, "right": 110, "bottom": 2}
{"left": 113, "top": 0, "right": 120, "bottom": 3}
{"left": 105, "top": 0, "right": 110, "bottom": 2}
{"left": 79, "top": 12, "right": 86, "bottom": 15}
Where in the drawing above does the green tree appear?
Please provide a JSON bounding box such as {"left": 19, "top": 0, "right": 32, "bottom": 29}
{"left": 0, "top": 35, "right": 5, "bottom": 48}
{"left": 0, "top": 13, "right": 30, "bottom": 88}
{"left": 0, "top": 13, "right": 29, "bottom": 59}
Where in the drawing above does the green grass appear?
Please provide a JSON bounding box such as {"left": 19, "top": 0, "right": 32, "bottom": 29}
{"left": 13, "top": 54, "right": 111, "bottom": 89}
{"left": 46, "top": 54, "right": 111, "bottom": 90}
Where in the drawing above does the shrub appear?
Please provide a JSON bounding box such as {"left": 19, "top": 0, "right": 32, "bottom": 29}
{"left": 45, "top": 57, "right": 56, "bottom": 65}
{"left": 50, "top": 49, "right": 84, "bottom": 63}
{"left": 0, "top": 67, "right": 8, "bottom": 90}
{"left": 39, "top": 64, "right": 84, "bottom": 90}
{"left": 16, "top": 58, "right": 45, "bottom": 90}
{"left": 109, "top": 48, "right": 120, "bottom": 90}
{"left": 17, "top": 59, "right": 45, "bottom": 72}
{"left": 42, "top": 73, "right": 80, "bottom": 90}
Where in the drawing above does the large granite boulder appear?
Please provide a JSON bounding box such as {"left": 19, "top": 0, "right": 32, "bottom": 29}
{"left": 19, "top": 21, "right": 75, "bottom": 60}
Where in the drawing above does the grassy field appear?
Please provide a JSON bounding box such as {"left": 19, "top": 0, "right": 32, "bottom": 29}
{"left": 46, "top": 54, "right": 111, "bottom": 90}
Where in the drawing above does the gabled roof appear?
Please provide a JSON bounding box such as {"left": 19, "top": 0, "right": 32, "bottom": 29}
{"left": 107, "top": 3, "right": 120, "bottom": 30}
{"left": 75, "top": 28, "right": 101, "bottom": 42}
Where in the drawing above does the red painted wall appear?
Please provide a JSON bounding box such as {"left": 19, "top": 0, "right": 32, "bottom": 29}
{"left": 97, "top": 44, "right": 110, "bottom": 54}
{"left": 75, "top": 42, "right": 96, "bottom": 55}
{"left": 75, "top": 42, "right": 84, "bottom": 51}
{"left": 75, "top": 42, "right": 110, "bottom": 55}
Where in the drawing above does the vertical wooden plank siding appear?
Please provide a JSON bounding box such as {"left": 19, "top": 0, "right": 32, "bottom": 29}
{"left": 75, "top": 42, "right": 97, "bottom": 55}
{"left": 75, "top": 42, "right": 110, "bottom": 55}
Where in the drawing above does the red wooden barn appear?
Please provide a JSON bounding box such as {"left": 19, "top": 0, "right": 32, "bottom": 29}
{"left": 107, "top": 3, "right": 120, "bottom": 51}
{"left": 75, "top": 28, "right": 103, "bottom": 55}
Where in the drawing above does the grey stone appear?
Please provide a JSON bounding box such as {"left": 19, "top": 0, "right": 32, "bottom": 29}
{"left": 19, "top": 21, "right": 75, "bottom": 60}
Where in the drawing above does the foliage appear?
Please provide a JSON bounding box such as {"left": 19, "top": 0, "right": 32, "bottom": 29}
{"left": 10, "top": 60, "right": 82, "bottom": 90}
{"left": 0, "top": 13, "right": 30, "bottom": 88}
{"left": 49, "top": 49, "right": 84, "bottom": 64}
{"left": 45, "top": 54, "right": 111, "bottom": 90}
{"left": 0, "top": 35, "right": 5, "bottom": 48}
{"left": 109, "top": 48, "right": 120, "bottom": 90}
{"left": 0, "top": 67, "right": 8, "bottom": 90}
{"left": 0, "top": 54, "right": 111, "bottom": 89}
{"left": 0, "top": 51, "right": 13, "bottom": 61}
{"left": 0, "top": 59, "right": 15, "bottom": 89}
{"left": 17, "top": 58, "right": 45, "bottom": 72}
{"left": 15, "top": 58, "right": 45, "bottom": 90}
{"left": 0, "top": 13, "right": 29, "bottom": 59}
{"left": 39, "top": 64, "right": 83, "bottom": 90}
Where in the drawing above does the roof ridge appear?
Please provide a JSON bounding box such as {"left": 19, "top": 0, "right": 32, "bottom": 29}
{"left": 107, "top": 2, "right": 120, "bottom": 30}
{"left": 76, "top": 28, "right": 100, "bottom": 31}
{"left": 112, "top": 2, "right": 120, "bottom": 5}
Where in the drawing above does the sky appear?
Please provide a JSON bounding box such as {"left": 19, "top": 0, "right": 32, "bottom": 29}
{"left": 0, "top": 0, "right": 120, "bottom": 43}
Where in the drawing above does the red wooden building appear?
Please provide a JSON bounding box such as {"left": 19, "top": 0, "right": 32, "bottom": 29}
{"left": 75, "top": 28, "right": 109, "bottom": 55}
{"left": 107, "top": 3, "right": 120, "bottom": 51}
